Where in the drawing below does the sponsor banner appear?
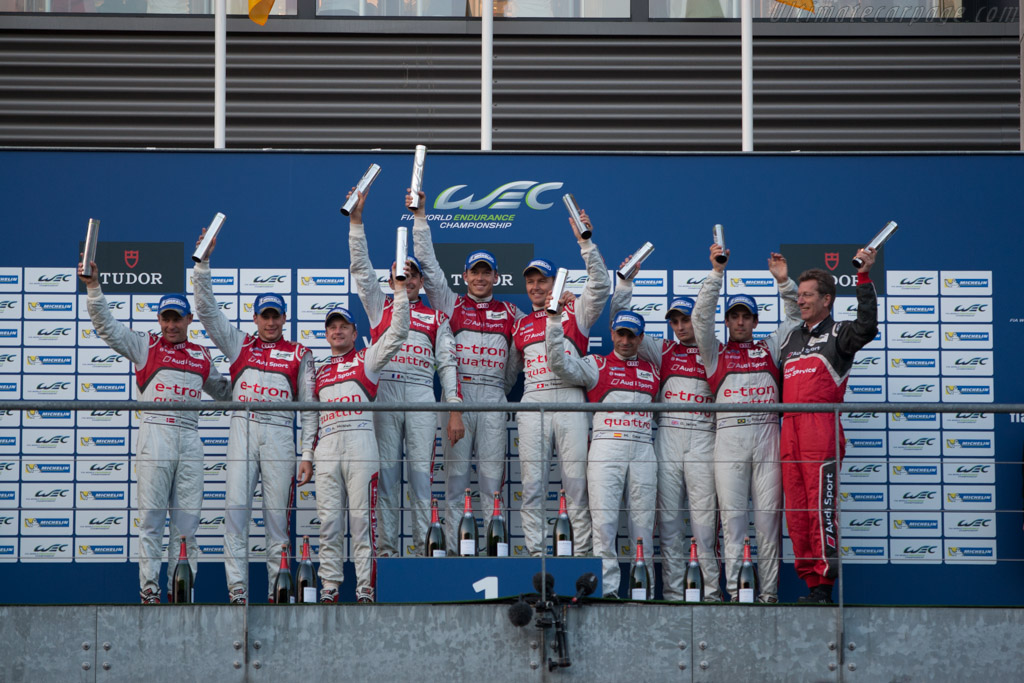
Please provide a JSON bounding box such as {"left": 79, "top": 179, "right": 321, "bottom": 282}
{"left": 886, "top": 324, "right": 938, "bottom": 349}
{"left": 850, "top": 349, "right": 884, "bottom": 376}
{"left": 940, "top": 298, "right": 992, "bottom": 323}
{"left": 185, "top": 325, "right": 217, "bottom": 347}
{"left": 199, "top": 431, "right": 229, "bottom": 455}
{"left": 887, "top": 271, "right": 938, "bottom": 296}
{"left": 626, "top": 297, "right": 667, "bottom": 322}
{"left": 834, "top": 296, "right": 886, "bottom": 323}
{"left": 889, "top": 485, "right": 942, "bottom": 510}
{"left": 838, "top": 485, "right": 887, "bottom": 511}
{"left": 942, "top": 378, "right": 994, "bottom": 403}
{"left": 888, "top": 431, "right": 941, "bottom": 457}
{"left": 750, "top": 323, "right": 777, "bottom": 340}
{"left": 23, "top": 321, "right": 76, "bottom": 347}
{"left": 941, "top": 412, "right": 993, "bottom": 430}
{"left": 75, "top": 484, "right": 129, "bottom": 509}
{"left": 78, "top": 293, "right": 130, "bottom": 320}
{"left": 840, "top": 411, "right": 886, "bottom": 430}
{"left": 250, "top": 514, "right": 266, "bottom": 537}
{"left": 944, "top": 540, "right": 997, "bottom": 565}
{"left": 201, "top": 483, "right": 227, "bottom": 509}
{"left": 0, "top": 379, "right": 21, "bottom": 402}
{"left": 187, "top": 294, "right": 239, "bottom": 322}
{"left": 0, "top": 349, "right": 22, "bottom": 371}
{"left": 77, "top": 376, "right": 130, "bottom": 401}
{"left": 886, "top": 350, "right": 939, "bottom": 376}
{"left": 752, "top": 297, "right": 779, "bottom": 323}
{"left": 844, "top": 431, "right": 886, "bottom": 456}
{"left": 22, "top": 349, "right": 75, "bottom": 374}
{"left": 296, "top": 325, "right": 330, "bottom": 348}
{"left": 296, "top": 488, "right": 318, "bottom": 509}
{"left": 239, "top": 268, "right": 292, "bottom": 294}
{"left": 297, "top": 295, "right": 351, "bottom": 321}
{"left": 839, "top": 542, "right": 888, "bottom": 564}
{"left": 0, "top": 484, "right": 20, "bottom": 508}
{"left": 0, "top": 510, "right": 16, "bottom": 534}
{"left": 372, "top": 269, "right": 395, "bottom": 294}
{"left": 0, "top": 295, "right": 22, "bottom": 320}
{"left": 840, "top": 459, "right": 887, "bottom": 484}
{"left": 77, "top": 322, "right": 107, "bottom": 347}
{"left": 128, "top": 509, "right": 170, "bottom": 537}
{"left": 889, "top": 513, "right": 942, "bottom": 537}
{"left": 196, "top": 540, "right": 227, "bottom": 563}
{"left": 23, "top": 294, "right": 77, "bottom": 320}
{"left": 673, "top": 270, "right": 707, "bottom": 296}
{"left": 566, "top": 269, "right": 613, "bottom": 296}
{"left": 0, "top": 267, "right": 22, "bottom": 292}
{"left": 937, "top": 432, "right": 995, "bottom": 458}
{"left": 631, "top": 270, "right": 668, "bottom": 296}
{"left": 75, "top": 537, "right": 128, "bottom": 562}
{"left": 940, "top": 271, "right": 992, "bottom": 296}
{"left": 0, "top": 410, "right": 20, "bottom": 430}
{"left": 942, "top": 461, "right": 995, "bottom": 484}
{"left": 21, "top": 537, "right": 74, "bottom": 562}
{"left": 0, "top": 539, "right": 16, "bottom": 561}
{"left": 187, "top": 268, "right": 238, "bottom": 294}
{"left": 197, "top": 512, "right": 228, "bottom": 535}
{"left": 20, "top": 510, "right": 74, "bottom": 536}
{"left": 79, "top": 409, "right": 129, "bottom": 428}
{"left": 130, "top": 295, "right": 163, "bottom": 320}
{"left": 726, "top": 271, "right": 777, "bottom": 295}
{"left": 128, "top": 537, "right": 170, "bottom": 561}
{"left": 77, "top": 430, "right": 130, "bottom": 455}
{"left": 22, "top": 428, "right": 75, "bottom": 454}
{"left": 941, "top": 325, "right": 993, "bottom": 350}
{"left": 642, "top": 324, "right": 668, "bottom": 340}
{"left": 0, "top": 453, "right": 18, "bottom": 475}
{"left": 887, "top": 297, "right": 938, "bottom": 323}
{"left": 21, "top": 484, "right": 74, "bottom": 508}
{"left": 427, "top": 243, "right": 534, "bottom": 296}
{"left": 23, "top": 377, "right": 75, "bottom": 402}
{"left": 22, "top": 458, "right": 75, "bottom": 481}
{"left": 197, "top": 408, "right": 231, "bottom": 429}
{"left": 844, "top": 378, "right": 886, "bottom": 403}
{"left": 889, "top": 461, "right": 941, "bottom": 483}
{"left": 23, "top": 409, "right": 75, "bottom": 428}
{"left": 296, "top": 508, "right": 320, "bottom": 536}
{"left": 943, "top": 512, "right": 996, "bottom": 538}
{"left": 203, "top": 456, "right": 227, "bottom": 482}
{"left": 75, "top": 511, "right": 128, "bottom": 536}
{"left": 0, "top": 322, "right": 22, "bottom": 347}
{"left": 25, "top": 268, "right": 75, "bottom": 293}
{"left": 76, "top": 349, "right": 128, "bottom": 374}
{"left": 890, "top": 540, "right": 942, "bottom": 564}
{"left": 940, "top": 351, "right": 992, "bottom": 377}
{"left": 298, "top": 269, "right": 349, "bottom": 294}
{"left": 887, "top": 412, "right": 939, "bottom": 431}
{"left": 943, "top": 485, "right": 996, "bottom": 510}
{"left": 887, "top": 379, "right": 939, "bottom": 403}
{"left": 841, "top": 513, "right": 888, "bottom": 538}
{"left": 76, "top": 457, "right": 129, "bottom": 482}
{"left": 81, "top": 241, "right": 185, "bottom": 294}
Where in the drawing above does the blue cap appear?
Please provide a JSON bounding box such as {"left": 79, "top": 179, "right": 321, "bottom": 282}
{"left": 665, "top": 296, "right": 695, "bottom": 318}
{"left": 522, "top": 258, "right": 556, "bottom": 278}
{"left": 253, "top": 293, "right": 287, "bottom": 315}
{"left": 465, "top": 250, "right": 498, "bottom": 271}
{"left": 324, "top": 306, "right": 354, "bottom": 325}
{"left": 725, "top": 294, "right": 757, "bottom": 316}
{"left": 158, "top": 294, "right": 191, "bottom": 316}
{"left": 391, "top": 255, "right": 423, "bottom": 276}
{"left": 611, "top": 311, "right": 645, "bottom": 334}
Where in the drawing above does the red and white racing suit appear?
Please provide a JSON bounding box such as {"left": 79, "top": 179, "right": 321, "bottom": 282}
{"left": 87, "top": 285, "right": 230, "bottom": 595}
{"left": 413, "top": 216, "right": 523, "bottom": 548}
{"left": 546, "top": 318, "right": 659, "bottom": 594}
{"left": 692, "top": 269, "right": 800, "bottom": 601}
{"left": 611, "top": 280, "right": 719, "bottom": 601}
{"left": 779, "top": 272, "right": 878, "bottom": 590}
{"left": 311, "top": 288, "right": 409, "bottom": 599}
{"left": 506, "top": 238, "right": 610, "bottom": 557}
{"left": 193, "top": 260, "right": 317, "bottom": 595}
{"left": 349, "top": 223, "right": 461, "bottom": 558}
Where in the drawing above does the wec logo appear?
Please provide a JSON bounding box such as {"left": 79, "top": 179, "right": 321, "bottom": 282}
{"left": 434, "top": 181, "right": 564, "bottom": 210}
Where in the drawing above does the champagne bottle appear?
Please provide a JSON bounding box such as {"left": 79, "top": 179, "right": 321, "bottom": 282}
{"left": 629, "top": 538, "right": 651, "bottom": 601}
{"left": 458, "top": 489, "right": 478, "bottom": 557}
{"left": 272, "top": 543, "right": 296, "bottom": 604}
{"left": 425, "top": 498, "right": 447, "bottom": 557}
{"left": 684, "top": 538, "right": 703, "bottom": 603}
{"left": 552, "top": 489, "right": 574, "bottom": 557}
{"left": 297, "top": 536, "right": 318, "bottom": 603}
{"left": 171, "top": 535, "right": 193, "bottom": 604}
{"left": 485, "top": 491, "right": 509, "bottom": 557}
{"left": 738, "top": 537, "right": 758, "bottom": 604}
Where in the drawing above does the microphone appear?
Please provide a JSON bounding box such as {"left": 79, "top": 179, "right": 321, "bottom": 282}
{"left": 533, "top": 571, "right": 555, "bottom": 596}
{"left": 508, "top": 598, "right": 533, "bottom": 627}
{"left": 571, "top": 572, "right": 598, "bottom": 604}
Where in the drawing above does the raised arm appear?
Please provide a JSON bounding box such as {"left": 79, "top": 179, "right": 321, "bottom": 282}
{"left": 347, "top": 188, "right": 387, "bottom": 327}
{"left": 572, "top": 209, "right": 612, "bottom": 332}
{"left": 192, "top": 240, "right": 246, "bottom": 362}
{"left": 365, "top": 282, "right": 410, "bottom": 377}
{"left": 79, "top": 263, "right": 149, "bottom": 366}
{"left": 409, "top": 191, "right": 457, "bottom": 316}
{"left": 836, "top": 251, "right": 879, "bottom": 357}
{"left": 545, "top": 314, "right": 599, "bottom": 391}
{"left": 692, "top": 268, "right": 723, "bottom": 375}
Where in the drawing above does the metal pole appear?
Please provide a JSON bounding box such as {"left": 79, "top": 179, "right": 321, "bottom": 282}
{"left": 835, "top": 407, "right": 845, "bottom": 682}
{"left": 214, "top": 0, "right": 226, "bottom": 149}
{"left": 481, "top": 0, "right": 494, "bottom": 151}
{"left": 740, "top": 0, "right": 753, "bottom": 151}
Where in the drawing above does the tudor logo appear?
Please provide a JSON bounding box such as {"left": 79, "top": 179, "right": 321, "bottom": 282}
{"left": 824, "top": 252, "right": 839, "bottom": 271}
{"left": 124, "top": 250, "right": 139, "bottom": 269}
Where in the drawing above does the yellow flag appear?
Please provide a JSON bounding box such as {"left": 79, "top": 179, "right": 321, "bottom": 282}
{"left": 776, "top": 0, "right": 814, "bottom": 11}
{"left": 249, "top": 0, "right": 277, "bottom": 25}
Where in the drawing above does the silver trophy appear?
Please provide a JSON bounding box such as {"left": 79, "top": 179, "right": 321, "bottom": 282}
{"left": 340, "top": 163, "right": 382, "bottom": 216}
{"left": 853, "top": 221, "right": 898, "bottom": 268}
{"left": 617, "top": 242, "right": 655, "bottom": 281}
{"left": 712, "top": 224, "right": 728, "bottom": 264}
{"left": 408, "top": 145, "right": 427, "bottom": 210}
{"left": 562, "top": 194, "right": 591, "bottom": 240}
{"left": 395, "top": 227, "right": 409, "bottom": 282}
{"left": 81, "top": 218, "right": 100, "bottom": 277}
{"left": 192, "top": 212, "right": 226, "bottom": 263}
{"left": 547, "top": 268, "right": 569, "bottom": 315}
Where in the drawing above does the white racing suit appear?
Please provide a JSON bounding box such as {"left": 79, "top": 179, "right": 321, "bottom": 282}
{"left": 193, "top": 260, "right": 318, "bottom": 597}
{"left": 413, "top": 216, "right": 523, "bottom": 548}
{"left": 506, "top": 238, "right": 610, "bottom": 557}
{"left": 311, "top": 288, "right": 409, "bottom": 599}
{"left": 87, "top": 285, "right": 229, "bottom": 595}
{"left": 349, "top": 223, "right": 461, "bottom": 558}
{"left": 546, "top": 318, "right": 660, "bottom": 595}
{"left": 611, "top": 280, "right": 719, "bottom": 601}
{"left": 692, "top": 269, "right": 800, "bottom": 601}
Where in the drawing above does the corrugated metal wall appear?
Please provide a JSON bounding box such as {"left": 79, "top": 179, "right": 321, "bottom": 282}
{"left": 0, "top": 23, "right": 1019, "bottom": 151}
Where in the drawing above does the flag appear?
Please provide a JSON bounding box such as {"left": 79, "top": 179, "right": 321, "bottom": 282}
{"left": 776, "top": 0, "right": 814, "bottom": 11}
{"left": 249, "top": 0, "right": 277, "bottom": 25}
